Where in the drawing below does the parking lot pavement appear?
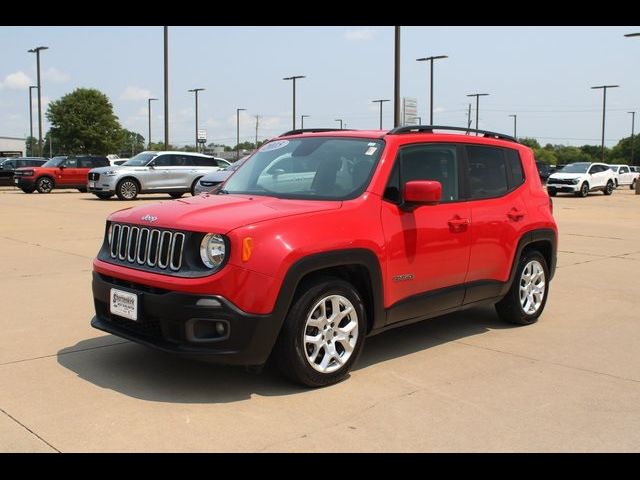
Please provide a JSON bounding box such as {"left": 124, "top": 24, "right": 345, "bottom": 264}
{"left": 1, "top": 187, "right": 639, "bottom": 452}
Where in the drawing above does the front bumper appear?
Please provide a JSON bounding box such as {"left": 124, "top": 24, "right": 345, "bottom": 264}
{"left": 547, "top": 184, "right": 579, "bottom": 194}
{"left": 88, "top": 175, "right": 118, "bottom": 193}
{"left": 14, "top": 177, "right": 36, "bottom": 189}
{"left": 91, "top": 271, "right": 282, "bottom": 365}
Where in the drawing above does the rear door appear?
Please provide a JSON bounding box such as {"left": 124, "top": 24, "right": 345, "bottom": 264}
{"left": 463, "top": 145, "right": 528, "bottom": 301}
{"left": 619, "top": 166, "right": 632, "bottom": 185}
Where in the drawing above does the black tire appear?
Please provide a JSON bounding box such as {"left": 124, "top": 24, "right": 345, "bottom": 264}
{"left": 191, "top": 177, "right": 202, "bottom": 196}
{"left": 496, "top": 250, "right": 549, "bottom": 325}
{"left": 547, "top": 189, "right": 557, "bottom": 197}
{"left": 116, "top": 178, "right": 139, "bottom": 200}
{"left": 95, "top": 193, "right": 113, "bottom": 200}
{"left": 614, "top": 179, "right": 618, "bottom": 188}
{"left": 77, "top": 187, "right": 87, "bottom": 193}
{"left": 169, "top": 192, "right": 184, "bottom": 199}
{"left": 631, "top": 179, "right": 636, "bottom": 190}
{"left": 576, "top": 182, "right": 589, "bottom": 197}
{"left": 21, "top": 187, "right": 35, "bottom": 194}
{"left": 273, "top": 277, "right": 366, "bottom": 388}
{"left": 603, "top": 180, "right": 614, "bottom": 195}
{"left": 35, "top": 176, "right": 54, "bottom": 194}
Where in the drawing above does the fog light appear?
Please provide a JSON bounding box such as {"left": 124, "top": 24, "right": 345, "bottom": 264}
{"left": 215, "top": 322, "right": 226, "bottom": 335}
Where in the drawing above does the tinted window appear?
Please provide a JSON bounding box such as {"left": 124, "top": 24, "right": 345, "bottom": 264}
{"left": 466, "top": 145, "right": 508, "bottom": 199}
{"left": 168, "top": 155, "right": 189, "bottom": 167}
{"left": 396, "top": 144, "right": 459, "bottom": 202}
{"left": 152, "top": 155, "right": 172, "bottom": 167}
{"left": 507, "top": 149, "right": 525, "bottom": 186}
{"left": 78, "top": 157, "right": 94, "bottom": 168}
{"left": 65, "top": 158, "right": 78, "bottom": 168}
{"left": 192, "top": 157, "right": 215, "bottom": 167}
{"left": 620, "top": 166, "right": 629, "bottom": 173}
{"left": 216, "top": 159, "right": 230, "bottom": 167}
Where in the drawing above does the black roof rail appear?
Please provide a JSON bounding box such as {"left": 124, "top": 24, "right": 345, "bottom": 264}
{"left": 386, "top": 125, "right": 518, "bottom": 143}
{"left": 278, "top": 128, "right": 353, "bottom": 137}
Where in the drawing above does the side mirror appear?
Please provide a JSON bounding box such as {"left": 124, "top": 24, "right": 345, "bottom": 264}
{"left": 403, "top": 180, "right": 442, "bottom": 207}
{"left": 272, "top": 168, "right": 285, "bottom": 176}
{"left": 148, "top": 162, "right": 155, "bottom": 169}
{"left": 59, "top": 165, "right": 65, "bottom": 170}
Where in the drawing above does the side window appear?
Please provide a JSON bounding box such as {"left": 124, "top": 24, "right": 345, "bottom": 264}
{"left": 78, "top": 157, "right": 93, "bottom": 168}
{"left": 385, "top": 144, "right": 459, "bottom": 203}
{"left": 152, "top": 155, "right": 172, "bottom": 167}
{"left": 193, "top": 157, "right": 212, "bottom": 167}
{"left": 181, "top": 156, "right": 197, "bottom": 167}
{"left": 216, "top": 159, "right": 229, "bottom": 168}
{"left": 466, "top": 146, "right": 508, "bottom": 199}
{"left": 621, "top": 166, "right": 629, "bottom": 174}
{"left": 65, "top": 158, "right": 78, "bottom": 168}
{"left": 506, "top": 149, "right": 525, "bottom": 187}
{"left": 5, "top": 160, "right": 16, "bottom": 169}
{"left": 588, "top": 164, "right": 602, "bottom": 174}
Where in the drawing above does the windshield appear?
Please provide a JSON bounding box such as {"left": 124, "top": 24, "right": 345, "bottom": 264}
{"left": 222, "top": 137, "right": 384, "bottom": 200}
{"left": 227, "top": 156, "right": 249, "bottom": 171}
{"left": 42, "top": 156, "right": 67, "bottom": 167}
{"left": 558, "top": 163, "right": 589, "bottom": 174}
{"left": 122, "top": 152, "right": 157, "bottom": 166}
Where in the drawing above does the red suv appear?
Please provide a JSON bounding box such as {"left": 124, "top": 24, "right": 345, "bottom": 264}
{"left": 91, "top": 126, "right": 557, "bottom": 387}
{"left": 14, "top": 155, "right": 109, "bottom": 193}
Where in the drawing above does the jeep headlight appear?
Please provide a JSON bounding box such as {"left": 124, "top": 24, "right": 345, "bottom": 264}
{"left": 200, "top": 233, "right": 227, "bottom": 269}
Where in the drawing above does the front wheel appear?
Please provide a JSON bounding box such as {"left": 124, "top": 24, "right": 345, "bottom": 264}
{"left": 116, "top": 179, "right": 139, "bottom": 200}
{"left": 273, "top": 278, "right": 366, "bottom": 387}
{"left": 36, "top": 176, "right": 54, "bottom": 194}
{"left": 21, "top": 187, "right": 35, "bottom": 194}
{"left": 631, "top": 179, "right": 636, "bottom": 190}
{"left": 576, "top": 182, "right": 589, "bottom": 197}
{"left": 603, "top": 180, "right": 614, "bottom": 195}
{"left": 95, "top": 193, "right": 113, "bottom": 200}
{"left": 169, "top": 192, "right": 183, "bottom": 199}
{"left": 496, "top": 251, "right": 549, "bottom": 325}
{"left": 191, "top": 177, "right": 202, "bottom": 196}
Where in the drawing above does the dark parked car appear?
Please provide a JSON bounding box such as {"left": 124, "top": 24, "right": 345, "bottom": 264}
{"left": 536, "top": 161, "right": 555, "bottom": 183}
{"left": 0, "top": 157, "right": 47, "bottom": 186}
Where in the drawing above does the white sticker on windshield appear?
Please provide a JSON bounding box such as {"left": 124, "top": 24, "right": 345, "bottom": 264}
{"left": 260, "top": 140, "right": 289, "bottom": 152}
{"left": 368, "top": 142, "right": 377, "bottom": 146}
{"left": 365, "top": 146, "right": 378, "bottom": 156}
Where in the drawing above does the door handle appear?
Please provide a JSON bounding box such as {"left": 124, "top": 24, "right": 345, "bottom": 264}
{"left": 448, "top": 215, "right": 470, "bottom": 233}
{"left": 507, "top": 208, "right": 525, "bottom": 221}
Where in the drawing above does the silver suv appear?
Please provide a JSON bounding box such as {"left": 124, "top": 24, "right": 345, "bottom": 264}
{"left": 87, "top": 151, "right": 230, "bottom": 200}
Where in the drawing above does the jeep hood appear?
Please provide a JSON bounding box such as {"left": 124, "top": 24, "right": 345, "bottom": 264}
{"left": 108, "top": 194, "right": 342, "bottom": 233}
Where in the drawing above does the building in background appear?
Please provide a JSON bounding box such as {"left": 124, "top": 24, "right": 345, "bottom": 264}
{"left": 0, "top": 136, "right": 25, "bottom": 157}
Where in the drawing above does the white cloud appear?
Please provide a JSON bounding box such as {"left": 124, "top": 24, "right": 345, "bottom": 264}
{"left": 344, "top": 29, "right": 376, "bottom": 41}
{"left": 0, "top": 71, "right": 32, "bottom": 90}
{"left": 120, "top": 86, "right": 152, "bottom": 101}
{"left": 44, "top": 67, "right": 70, "bottom": 83}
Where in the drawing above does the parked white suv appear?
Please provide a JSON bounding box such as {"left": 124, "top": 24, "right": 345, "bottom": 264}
{"left": 546, "top": 162, "right": 616, "bottom": 197}
{"left": 88, "top": 151, "right": 230, "bottom": 200}
{"left": 608, "top": 164, "right": 639, "bottom": 189}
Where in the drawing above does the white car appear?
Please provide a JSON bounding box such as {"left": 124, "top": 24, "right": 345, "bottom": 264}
{"left": 608, "top": 164, "right": 639, "bottom": 189}
{"left": 546, "top": 162, "right": 616, "bottom": 197}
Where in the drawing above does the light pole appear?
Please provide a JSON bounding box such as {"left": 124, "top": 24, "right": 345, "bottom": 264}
{"left": 625, "top": 33, "right": 639, "bottom": 167}
{"left": 28, "top": 85, "right": 37, "bottom": 156}
{"left": 591, "top": 85, "right": 619, "bottom": 162}
{"left": 188, "top": 88, "right": 205, "bottom": 152}
{"left": 466, "top": 93, "right": 490, "bottom": 131}
{"left": 163, "top": 26, "right": 169, "bottom": 150}
{"left": 394, "top": 26, "right": 401, "bottom": 127}
{"left": 629, "top": 111, "right": 636, "bottom": 166}
{"left": 283, "top": 75, "right": 305, "bottom": 130}
{"left": 28, "top": 46, "right": 48, "bottom": 156}
{"left": 372, "top": 99, "right": 390, "bottom": 130}
{"left": 416, "top": 55, "right": 447, "bottom": 125}
{"left": 147, "top": 98, "right": 158, "bottom": 149}
{"left": 334, "top": 118, "right": 343, "bottom": 130}
{"left": 236, "top": 108, "right": 246, "bottom": 160}
{"left": 301, "top": 115, "right": 310, "bottom": 129}
{"left": 509, "top": 114, "right": 517, "bottom": 138}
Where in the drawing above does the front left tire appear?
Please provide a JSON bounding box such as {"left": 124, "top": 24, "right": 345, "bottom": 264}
{"left": 36, "top": 176, "right": 54, "bottom": 194}
{"left": 603, "top": 180, "right": 614, "bottom": 195}
{"left": 273, "top": 277, "right": 366, "bottom": 387}
{"left": 116, "top": 178, "right": 139, "bottom": 200}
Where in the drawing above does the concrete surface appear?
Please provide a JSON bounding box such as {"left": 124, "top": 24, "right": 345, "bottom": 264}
{"left": 0, "top": 186, "right": 639, "bottom": 452}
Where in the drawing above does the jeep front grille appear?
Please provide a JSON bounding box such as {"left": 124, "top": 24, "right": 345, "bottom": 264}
{"left": 108, "top": 223, "right": 185, "bottom": 272}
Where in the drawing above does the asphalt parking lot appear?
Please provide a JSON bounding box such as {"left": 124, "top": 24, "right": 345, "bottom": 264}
{"left": 1, "top": 186, "right": 639, "bottom": 452}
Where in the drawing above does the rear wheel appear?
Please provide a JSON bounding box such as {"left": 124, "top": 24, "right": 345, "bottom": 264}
{"left": 603, "top": 180, "right": 614, "bottom": 195}
{"left": 169, "top": 192, "right": 184, "bottom": 199}
{"left": 631, "top": 179, "right": 636, "bottom": 190}
{"left": 116, "top": 179, "right": 139, "bottom": 200}
{"left": 496, "top": 251, "right": 549, "bottom": 325}
{"left": 36, "top": 177, "right": 54, "bottom": 194}
{"left": 191, "top": 177, "right": 202, "bottom": 196}
{"left": 547, "top": 189, "right": 557, "bottom": 197}
{"left": 273, "top": 278, "right": 366, "bottom": 387}
{"left": 77, "top": 187, "right": 87, "bottom": 193}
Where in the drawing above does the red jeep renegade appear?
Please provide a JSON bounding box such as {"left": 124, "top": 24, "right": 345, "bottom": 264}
{"left": 91, "top": 126, "right": 557, "bottom": 387}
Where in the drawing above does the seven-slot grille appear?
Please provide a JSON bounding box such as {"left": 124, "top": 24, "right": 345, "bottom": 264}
{"left": 88, "top": 172, "right": 100, "bottom": 181}
{"left": 108, "top": 223, "right": 185, "bottom": 271}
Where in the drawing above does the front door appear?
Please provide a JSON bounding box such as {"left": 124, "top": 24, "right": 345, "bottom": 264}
{"left": 55, "top": 158, "right": 83, "bottom": 186}
{"left": 381, "top": 143, "right": 471, "bottom": 324}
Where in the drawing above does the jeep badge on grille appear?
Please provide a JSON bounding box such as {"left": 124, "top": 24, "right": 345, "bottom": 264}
{"left": 141, "top": 214, "right": 158, "bottom": 223}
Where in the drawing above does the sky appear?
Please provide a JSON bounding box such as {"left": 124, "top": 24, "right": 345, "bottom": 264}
{"left": 1, "top": 26, "right": 639, "bottom": 149}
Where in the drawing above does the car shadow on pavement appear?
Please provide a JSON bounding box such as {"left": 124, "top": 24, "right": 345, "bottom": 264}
{"left": 56, "top": 304, "right": 513, "bottom": 403}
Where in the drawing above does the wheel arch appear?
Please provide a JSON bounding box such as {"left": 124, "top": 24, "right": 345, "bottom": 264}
{"left": 500, "top": 228, "right": 557, "bottom": 296}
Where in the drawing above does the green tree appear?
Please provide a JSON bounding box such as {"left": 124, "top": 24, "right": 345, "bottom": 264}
{"left": 532, "top": 148, "right": 558, "bottom": 165}
{"left": 519, "top": 137, "right": 541, "bottom": 149}
{"left": 25, "top": 136, "right": 37, "bottom": 156}
{"left": 45, "top": 88, "right": 125, "bottom": 155}
{"left": 118, "top": 130, "right": 145, "bottom": 157}
{"left": 148, "top": 141, "right": 176, "bottom": 151}
{"left": 610, "top": 135, "right": 640, "bottom": 165}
